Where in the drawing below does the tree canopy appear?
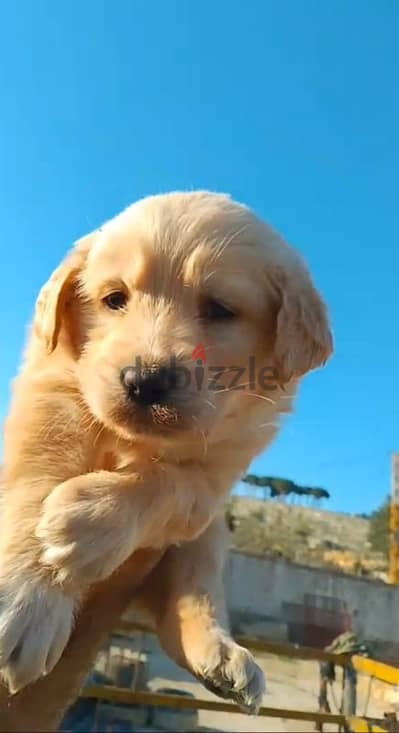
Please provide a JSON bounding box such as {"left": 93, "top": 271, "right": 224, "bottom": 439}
{"left": 242, "top": 474, "right": 330, "bottom": 502}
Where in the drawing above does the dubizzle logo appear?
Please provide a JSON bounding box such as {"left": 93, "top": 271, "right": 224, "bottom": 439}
{"left": 191, "top": 343, "right": 207, "bottom": 363}
{"left": 126, "top": 351, "right": 278, "bottom": 392}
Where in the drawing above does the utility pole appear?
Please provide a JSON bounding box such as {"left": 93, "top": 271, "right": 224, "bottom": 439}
{"left": 389, "top": 453, "right": 399, "bottom": 584}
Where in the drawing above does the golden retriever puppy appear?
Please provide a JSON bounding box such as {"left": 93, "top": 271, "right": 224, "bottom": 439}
{"left": 0, "top": 192, "right": 332, "bottom": 706}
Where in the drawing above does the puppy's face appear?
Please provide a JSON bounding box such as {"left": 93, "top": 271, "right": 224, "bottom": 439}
{"left": 34, "top": 193, "right": 333, "bottom": 444}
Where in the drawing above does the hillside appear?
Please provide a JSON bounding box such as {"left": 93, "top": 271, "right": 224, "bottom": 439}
{"left": 227, "top": 496, "right": 388, "bottom": 580}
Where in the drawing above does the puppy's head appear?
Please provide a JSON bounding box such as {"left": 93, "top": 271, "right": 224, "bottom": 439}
{"left": 33, "top": 192, "right": 333, "bottom": 443}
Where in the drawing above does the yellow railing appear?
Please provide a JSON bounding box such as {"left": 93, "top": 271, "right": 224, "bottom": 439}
{"left": 353, "top": 656, "right": 399, "bottom": 687}
{"left": 349, "top": 718, "right": 391, "bottom": 732}
{"left": 118, "top": 618, "right": 350, "bottom": 663}
{"left": 80, "top": 621, "right": 399, "bottom": 732}
{"left": 81, "top": 686, "right": 348, "bottom": 727}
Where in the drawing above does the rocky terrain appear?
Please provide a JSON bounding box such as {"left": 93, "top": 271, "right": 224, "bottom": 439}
{"left": 227, "top": 496, "right": 388, "bottom": 580}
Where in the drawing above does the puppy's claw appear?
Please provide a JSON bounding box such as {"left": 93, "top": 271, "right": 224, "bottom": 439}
{"left": 190, "top": 631, "right": 265, "bottom": 714}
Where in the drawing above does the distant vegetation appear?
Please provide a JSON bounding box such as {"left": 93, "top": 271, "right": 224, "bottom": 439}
{"left": 225, "top": 485, "right": 389, "bottom": 580}
{"left": 242, "top": 474, "right": 330, "bottom": 504}
{"left": 368, "top": 495, "right": 389, "bottom": 559}
{"left": 227, "top": 502, "right": 313, "bottom": 562}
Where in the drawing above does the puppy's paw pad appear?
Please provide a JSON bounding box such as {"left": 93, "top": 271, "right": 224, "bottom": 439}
{"left": 0, "top": 579, "right": 75, "bottom": 693}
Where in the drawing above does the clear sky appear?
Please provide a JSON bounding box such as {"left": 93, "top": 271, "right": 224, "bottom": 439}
{"left": 1, "top": 1, "right": 398, "bottom": 515}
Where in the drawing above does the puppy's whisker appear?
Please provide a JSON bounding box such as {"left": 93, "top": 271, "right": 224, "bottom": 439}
{"left": 93, "top": 424, "right": 106, "bottom": 448}
{"left": 203, "top": 271, "right": 218, "bottom": 284}
{"left": 211, "top": 382, "right": 252, "bottom": 395}
{"left": 200, "top": 431, "right": 208, "bottom": 458}
{"left": 245, "top": 392, "right": 276, "bottom": 405}
{"left": 191, "top": 415, "right": 208, "bottom": 457}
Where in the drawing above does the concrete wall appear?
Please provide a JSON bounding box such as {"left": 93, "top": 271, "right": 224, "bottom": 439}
{"left": 225, "top": 550, "right": 399, "bottom": 651}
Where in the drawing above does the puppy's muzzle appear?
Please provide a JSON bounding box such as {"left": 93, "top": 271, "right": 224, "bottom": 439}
{"left": 120, "top": 364, "right": 179, "bottom": 407}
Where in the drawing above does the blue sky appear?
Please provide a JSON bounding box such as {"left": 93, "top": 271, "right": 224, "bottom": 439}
{"left": 1, "top": 0, "right": 398, "bottom": 515}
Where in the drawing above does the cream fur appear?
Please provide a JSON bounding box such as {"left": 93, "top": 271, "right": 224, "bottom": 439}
{"left": 0, "top": 192, "right": 332, "bottom": 707}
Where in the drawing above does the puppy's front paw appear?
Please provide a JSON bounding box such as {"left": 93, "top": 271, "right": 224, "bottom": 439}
{"left": 0, "top": 579, "right": 75, "bottom": 693}
{"left": 189, "top": 629, "right": 265, "bottom": 714}
{"left": 36, "top": 483, "right": 135, "bottom": 588}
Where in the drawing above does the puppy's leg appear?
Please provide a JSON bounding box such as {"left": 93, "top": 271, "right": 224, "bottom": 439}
{"left": 2, "top": 385, "right": 229, "bottom": 693}
{"left": 0, "top": 461, "right": 218, "bottom": 692}
{"left": 0, "top": 390, "right": 99, "bottom": 693}
{"left": 134, "top": 516, "right": 266, "bottom": 714}
{"left": 35, "top": 462, "right": 222, "bottom": 588}
{"left": 0, "top": 469, "right": 147, "bottom": 693}
{"left": 0, "top": 548, "right": 163, "bottom": 733}
{"left": 0, "top": 473, "right": 83, "bottom": 694}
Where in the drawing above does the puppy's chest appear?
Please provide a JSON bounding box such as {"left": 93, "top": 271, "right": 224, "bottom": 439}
{"left": 89, "top": 434, "right": 141, "bottom": 473}
{"left": 91, "top": 446, "right": 125, "bottom": 473}
{"left": 93, "top": 450, "right": 118, "bottom": 472}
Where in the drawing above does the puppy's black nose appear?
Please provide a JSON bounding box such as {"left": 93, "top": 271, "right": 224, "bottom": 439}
{"left": 120, "top": 365, "right": 175, "bottom": 406}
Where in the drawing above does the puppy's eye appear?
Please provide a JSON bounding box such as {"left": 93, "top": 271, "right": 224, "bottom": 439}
{"left": 200, "top": 299, "right": 236, "bottom": 321}
{"left": 103, "top": 291, "right": 128, "bottom": 311}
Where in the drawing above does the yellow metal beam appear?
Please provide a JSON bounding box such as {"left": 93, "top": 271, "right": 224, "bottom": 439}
{"left": 117, "top": 621, "right": 350, "bottom": 665}
{"left": 235, "top": 635, "right": 349, "bottom": 665}
{"left": 81, "top": 685, "right": 348, "bottom": 726}
{"left": 118, "top": 621, "right": 399, "bottom": 687}
{"left": 349, "top": 717, "right": 389, "bottom": 732}
{"left": 389, "top": 453, "right": 399, "bottom": 584}
{"left": 353, "top": 656, "right": 399, "bottom": 686}
{"left": 81, "top": 686, "right": 393, "bottom": 729}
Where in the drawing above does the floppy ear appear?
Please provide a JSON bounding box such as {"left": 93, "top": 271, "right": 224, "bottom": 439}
{"left": 34, "top": 233, "right": 95, "bottom": 355}
{"left": 273, "top": 264, "right": 333, "bottom": 384}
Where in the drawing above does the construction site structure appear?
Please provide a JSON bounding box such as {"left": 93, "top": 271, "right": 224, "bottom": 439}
{"left": 389, "top": 452, "right": 399, "bottom": 584}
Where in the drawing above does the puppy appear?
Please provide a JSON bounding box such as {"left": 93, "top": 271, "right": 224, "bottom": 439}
{"left": 0, "top": 192, "right": 332, "bottom": 708}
